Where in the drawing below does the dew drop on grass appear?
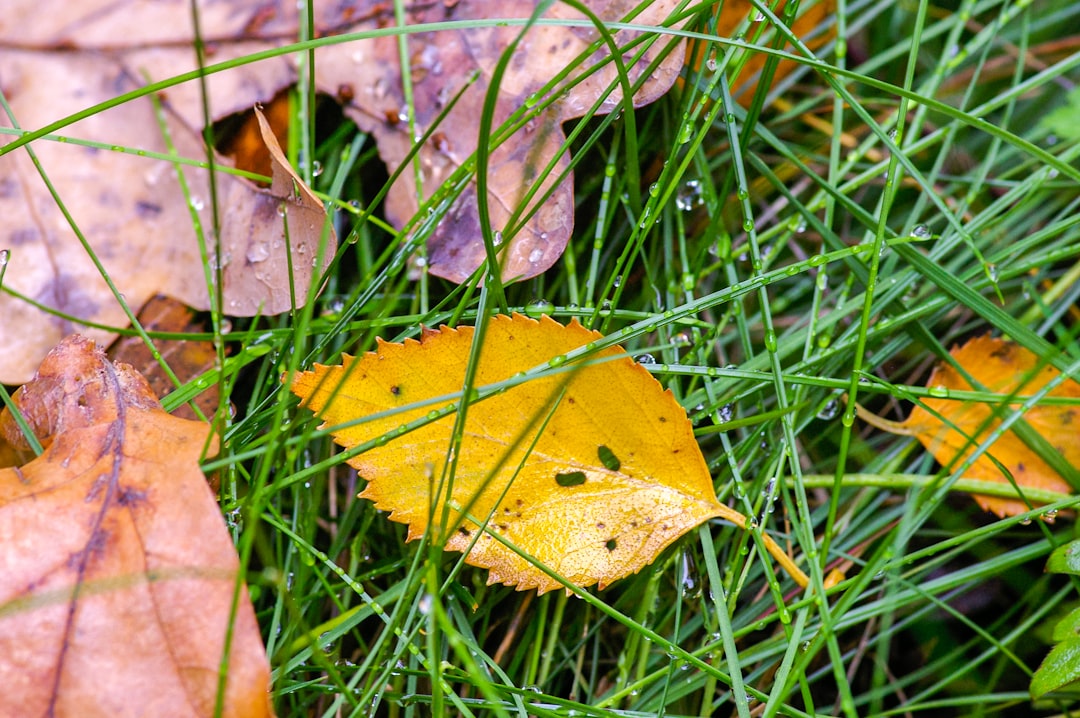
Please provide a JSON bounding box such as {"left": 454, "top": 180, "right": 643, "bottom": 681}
{"left": 637, "top": 354, "right": 656, "bottom": 365}
{"left": 928, "top": 385, "right": 949, "bottom": 398}
{"left": 910, "top": 223, "right": 931, "bottom": 239}
{"left": 675, "top": 180, "right": 703, "bottom": 211}
{"left": 525, "top": 298, "right": 555, "bottom": 317}
{"left": 0, "top": 249, "right": 8, "bottom": 266}
{"left": 817, "top": 399, "right": 840, "bottom": 420}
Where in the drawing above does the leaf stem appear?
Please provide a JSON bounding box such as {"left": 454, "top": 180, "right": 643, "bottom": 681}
{"left": 714, "top": 504, "right": 810, "bottom": 589}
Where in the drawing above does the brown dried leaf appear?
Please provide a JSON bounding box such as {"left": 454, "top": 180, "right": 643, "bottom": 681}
{"left": 107, "top": 295, "right": 221, "bottom": 422}
{"left": 0, "top": 0, "right": 681, "bottom": 379}
{"left": 314, "top": 0, "right": 686, "bottom": 283}
{"left": 0, "top": 15, "right": 335, "bottom": 383}
{"left": 0, "top": 336, "right": 273, "bottom": 717}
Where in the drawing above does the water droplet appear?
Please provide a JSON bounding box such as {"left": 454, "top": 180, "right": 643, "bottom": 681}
{"left": 1019, "top": 517, "right": 1033, "bottom": 526}
{"left": 675, "top": 180, "right": 703, "bottom": 211}
{"left": 0, "top": 249, "right": 8, "bottom": 267}
{"left": 817, "top": 399, "right": 840, "bottom": 420}
{"left": 682, "top": 272, "right": 695, "bottom": 291}
{"left": 987, "top": 263, "right": 999, "bottom": 282}
{"left": 276, "top": 203, "right": 287, "bottom": 217}
{"left": 548, "top": 355, "right": 566, "bottom": 368}
{"left": 637, "top": 354, "right": 656, "bottom": 365}
{"left": 736, "top": 188, "right": 749, "bottom": 200}
{"left": 678, "top": 122, "right": 694, "bottom": 144}
{"left": 742, "top": 218, "right": 755, "bottom": 232}
{"left": 190, "top": 196, "right": 205, "bottom": 211}
{"left": 910, "top": 224, "right": 931, "bottom": 239}
{"left": 524, "top": 93, "right": 540, "bottom": 108}
{"left": 706, "top": 57, "right": 718, "bottom": 72}
{"left": 763, "top": 331, "right": 777, "bottom": 352}
{"left": 493, "top": 230, "right": 503, "bottom": 246}
{"left": 716, "top": 404, "right": 734, "bottom": 424}
{"left": 528, "top": 248, "right": 543, "bottom": 263}
{"left": 525, "top": 298, "right": 555, "bottom": 317}
{"left": 219, "top": 319, "right": 233, "bottom": 335}
{"left": 311, "top": 160, "right": 323, "bottom": 177}
{"left": 246, "top": 241, "right": 270, "bottom": 263}
{"left": 928, "top": 385, "right": 949, "bottom": 398}
{"left": 613, "top": 274, "right": 622, "bottom": 288}
{"left": 598, "top": 300, "right": 612, "bottom": 316}
{"left": 418, "top": 593, "right": 433, "bottom": 615}
{"left": 648, "top": 182, "right": 660, "bottom": 197}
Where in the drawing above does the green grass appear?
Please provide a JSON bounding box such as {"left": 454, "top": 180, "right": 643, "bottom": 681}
{"left": 6, "top": 0, "right": 1080, "bottom": 715}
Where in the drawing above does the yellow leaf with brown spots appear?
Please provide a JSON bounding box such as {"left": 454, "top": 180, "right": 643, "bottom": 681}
{"left": 287, "top": 314, "right": 804, "bottom": 594}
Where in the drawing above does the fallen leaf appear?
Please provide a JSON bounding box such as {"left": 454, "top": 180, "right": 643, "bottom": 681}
{"left": 0, "top": 336, "right": 273, "bottom": 718}
{"left": 313, "top": 0, "right": 686, "bottom": 284}
{"left": 1, "top": 0, "right": 680, "bottom": 384}
{"left": 0, "top": 4, "right": 336, "bottom": 384}
{"left": 860, "top": 336, "right": 1078, "bottom": 518}
{"left": 107, "top": 295, "right": 221, "bottom": 422}
{"left": 686, "top": 0, "right": 835, "bottom": 105}
{"left": 288, "top": 313, "right": 807, "bottom": 594}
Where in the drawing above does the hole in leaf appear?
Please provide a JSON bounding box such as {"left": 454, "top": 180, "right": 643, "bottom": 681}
{"left": 597, "top": 445, "right": 620, "bottom": 471}
{"left": 555, "top": 471, "right": 586, "bottom": 487}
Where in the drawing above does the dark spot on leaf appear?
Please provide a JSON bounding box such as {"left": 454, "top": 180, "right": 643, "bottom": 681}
{"left": 337, "top": 83, "right": 355, "bottom": 103}
{"left": 1017, "top": 462, "right": 1026, "bottom": 473}
{"left": 497, "top": 523, "right": 509, "bottom": 530}
{"left": 597, "top": 445, "right": 620, "bottom": 471}
{"left": 117, "top": 487, "right": 147, "bottom": 507}
{"left": 556, "top": 471, "right": 586, "bottom": 487}
{"left": 567, "top": 396, "right": 576, "bottom": 404}
{"left": 629, "top": 521, "right": 637, "bottom": 528}
{"left": 659, "top": 416, "right": 667, "bottom": 423}
{"left": 596, "top": 522, "right": 605, "bottom": 529}
{"left": 134, "top": 200, "right": 162, "bottom": 218}
{"left": 990, "top": 344, "right": 1014, "bottom": 360}
{"left": 457, "top": 527, "right": 471, "bottom": 536}
{"left": 1062, "top": 410, "right": 1075, "bottom": 425}
{"left": 516, "top": 499, "right": 524, "bottom": 506}
{"left": 390, "top": 385, "right": 400, "bottom": 395}
{"left": 605, "top": 539, "right": 617, "bottom": 551}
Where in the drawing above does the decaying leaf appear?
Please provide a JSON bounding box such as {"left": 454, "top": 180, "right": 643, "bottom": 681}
{"left": 0, "top": 0, "right": 681, "bottom": 381}
{"left": 107, "top": 295, "right": 221, "bottom": 422}
{"left": 861, "top": 336, "right": 1078, "bottom": 518}
{"left": 0, "top": 336, "right": 273, "bottom": 718}
{"left": 313, "top": 0, "right": 686, "bottom": 284}
{"left": 0, "top": 32, "right": 335, "bottom": 383}
{"left": 288, "top": 313, "right": 808, "bottom": 594}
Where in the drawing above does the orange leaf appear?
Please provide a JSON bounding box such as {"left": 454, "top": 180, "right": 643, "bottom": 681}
{"left": 883, "top": 336, "right": 1078, "bottom": 518}
{"left": 290, "top": 314, "right": 758, "bottom": 594}
{"left": 0, "top": 336, "right": 273, "bottom": 718}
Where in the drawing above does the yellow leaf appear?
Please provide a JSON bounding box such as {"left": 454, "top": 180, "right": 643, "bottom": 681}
{"left": 863, "top": 336, "right": 1078, "bottom": 518}
{"left": 289, "top": 314, "right": 804, "bottom": 594}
